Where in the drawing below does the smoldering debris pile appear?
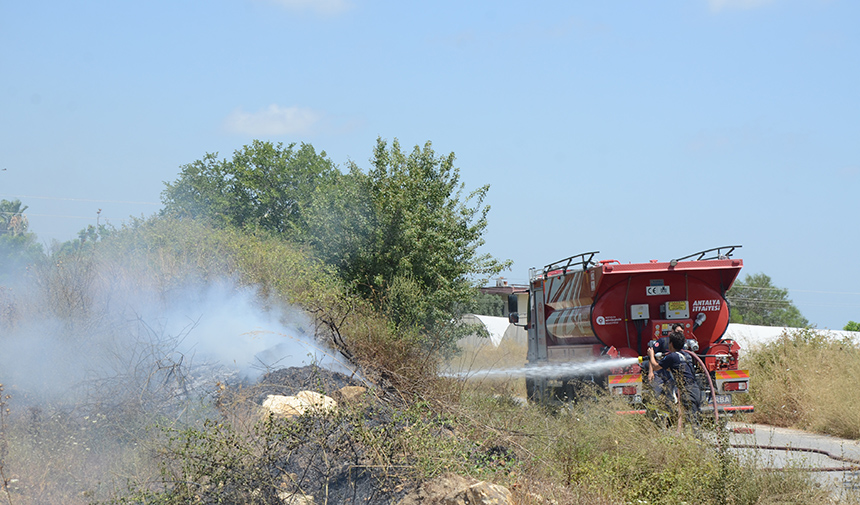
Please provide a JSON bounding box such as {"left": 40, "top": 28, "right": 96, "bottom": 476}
{"left": 253, "top": 363, "right": 365, "bottom": 403}
{"left": 206, "top": 364, "right": 418, "bottom": 504}
{"left": 237, "top": 365, "right": 517, "bottom": 505}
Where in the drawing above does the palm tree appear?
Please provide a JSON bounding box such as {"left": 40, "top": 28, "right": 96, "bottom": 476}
{"left": 0, "top": 199, "right": 29, "bottom": 236}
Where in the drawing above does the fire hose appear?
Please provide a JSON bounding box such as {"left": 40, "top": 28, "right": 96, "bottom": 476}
{"left": 730, "top": 444, "right": 860, "bottom": 472}
{"left": 682, "top": 349, "right": 720, "bottom": 429}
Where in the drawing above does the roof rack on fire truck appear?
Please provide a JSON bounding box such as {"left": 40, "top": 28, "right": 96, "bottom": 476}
{"left": 673, "top": 245, "right": 742, "bottom": 262}
{"left": 541, "top": 251, "right": 600, "bottom": 279}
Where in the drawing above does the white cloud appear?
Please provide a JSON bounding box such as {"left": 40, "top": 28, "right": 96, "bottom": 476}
{"left": 708, "top": 0, "right": 775, "bottom": 12}
{"left": 224, "top": 104, "right": 323, "bottom": 136}
{"left": 264, "top": 0, "right": 352, "bottom": 16}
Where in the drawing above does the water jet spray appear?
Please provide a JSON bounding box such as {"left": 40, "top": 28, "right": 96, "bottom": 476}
{"left": 442, "top": 356, "right": 643, "bottom": 380}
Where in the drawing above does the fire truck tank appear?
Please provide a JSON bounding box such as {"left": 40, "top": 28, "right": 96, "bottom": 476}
{"left": 536, "top": 250, "right": 743, "bottom": 358}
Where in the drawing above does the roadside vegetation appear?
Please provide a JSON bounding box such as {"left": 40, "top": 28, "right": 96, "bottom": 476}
{"left": 0, "top": 215, "right": 838, "bottom": 504}
{"left": 0, "top": 138, "right": 853, "bottom": 504}
{"left": 743, "top": 328, "right": 860, "bottom": 440}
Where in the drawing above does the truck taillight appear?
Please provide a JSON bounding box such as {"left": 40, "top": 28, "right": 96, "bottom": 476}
{"left": 723, "top": 381, "right": 748, "bottom": 392}
{"left": 613, "top": 386, "right": 638, "bottom": 396}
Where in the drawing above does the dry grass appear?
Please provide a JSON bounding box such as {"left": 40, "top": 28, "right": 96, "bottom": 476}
{"left": 0, "top": 404, "right": 164, "bottom": 505}
{"left": 449, "top": 337, "right": 528, "bottom": 372}
{"left": 447, "top": 379, "right": 831, "bottom": 505}
{"left": 445, "top": 338, "right": 529, "bottom": 398}
{"left": 744, "top": 328, "right": 860, "bottom": 439}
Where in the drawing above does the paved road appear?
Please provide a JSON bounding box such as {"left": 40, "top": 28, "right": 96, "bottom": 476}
{"left": 727, "top": 423, "right": 860, "bottom": 498}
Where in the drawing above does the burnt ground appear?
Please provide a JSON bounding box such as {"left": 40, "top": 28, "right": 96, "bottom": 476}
{"left": 152, "top": 364, "right": 516, "bottom": 504}
{"left": 213, "top": 365, "right": 421, "bottom": 505}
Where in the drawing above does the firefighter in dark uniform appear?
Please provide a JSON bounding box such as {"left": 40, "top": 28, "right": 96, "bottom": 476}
{"left": 645, "top": 323, "right": 683, "bottom": 396}
{"left": 648, "top": 330, "right": 701, "bottom": 433}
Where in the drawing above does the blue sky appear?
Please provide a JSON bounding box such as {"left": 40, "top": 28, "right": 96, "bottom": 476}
{"left": 1, "top": 0, "right": 858, "bottom": 329}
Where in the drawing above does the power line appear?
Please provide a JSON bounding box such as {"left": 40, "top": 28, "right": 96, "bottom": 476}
{"left": 731, "top": 285, "right": 860, "bottom": 296}
{"left": 732, "top": 299, "right": 860, "bottom": 309}
{"left": 0, "top": 194, "right": 160, "bottom": 205}
{"left": 0, "top": 212, "right": 97, "bottom": 219}
{"left": 0, "top": 209, "right": 126, "bottom": 220}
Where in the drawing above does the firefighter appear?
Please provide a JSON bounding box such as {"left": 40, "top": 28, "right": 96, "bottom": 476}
{"left": 644, "top": 323, "right": 682, "bottom": 396}
{"left": 647, "top": 331, "right": 701, "bottom": 433}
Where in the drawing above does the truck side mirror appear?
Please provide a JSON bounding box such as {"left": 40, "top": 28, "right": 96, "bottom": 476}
{"left": 507, "top": 293, "right": 520, "bottom": 324}
{"left": 507, "top": 293, "right": 518, "bottom": 314}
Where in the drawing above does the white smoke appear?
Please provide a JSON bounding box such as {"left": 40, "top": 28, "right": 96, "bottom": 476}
{"left": 155, "top": 281, "right": 321, "bottom": 376}
{"left": 0, "top": 277, "right": 346, "bottom": 405}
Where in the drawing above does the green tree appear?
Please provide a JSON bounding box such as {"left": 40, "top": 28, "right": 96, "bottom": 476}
{"left": 727, "top": 273, "right": 809, "bottom": 327}
{"left": 0, "top": 199, "right": 44, "bottom": 282}
{"left": 464, "top": 291, "right": 505, "bottom": 317}
{"left": 307, "top": 138, "right": 510, "bottom": 340}
{"left": 844, "top": 321, "right": 860, "bottom": 332}
{"left": 161, "top": 140, "right": 338, "bottom": 237}
{"left": 50, "top": 223, "right": 116, "bottom": 257}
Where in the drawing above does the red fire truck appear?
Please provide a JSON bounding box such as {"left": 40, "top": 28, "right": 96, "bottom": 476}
{"left": 509, "top": 246, "right": 752, "bottom": 414}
